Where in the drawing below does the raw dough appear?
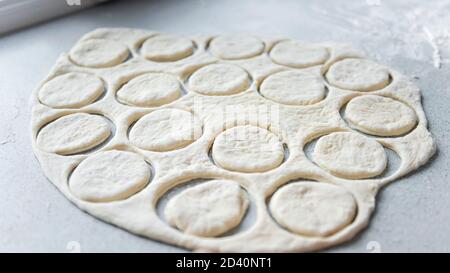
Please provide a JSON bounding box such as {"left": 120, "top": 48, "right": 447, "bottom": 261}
{"left": 165, "top": 180, "right": 249, "bottom": 237}
{"left": 345, "top": 95, "right": 417, "bottom": 136}
{"left": 142, "top": 34, "right": 194, "bottom": 62}
{"left": 312, "top": 132, "right": 387, "bottom": 179}
{"left": 260, "top": 70, "right": 325, "bottom": 105}
{"left": 116, "top": 73, "right": 182, "bottom": 107}
{"left": 209, "top": 35, "right": 264, "bottom": 60}
{"left": 38, "top": 72, "right": 104, "bottom": 108}
{"left": 70, "top": 150, "right": 150, "bottom": 202}
{"left": 70, "top": 39, "right": 129, "bottom": 68}
{"left": 189, "top": 64, "right": 250, "bottom": 95}
{"left": 36, "top": 113, "right": 111, "bottom": 155}
{"left": 212, "top": 125, "right": 284, "bottom": 172}
{"left": 31, "top": 29, "right": 436, "bottom": 252}
{"left": 129, "top": 109, "right": 202, "bottom": 152}
{"left": 270, "top": 41, "right": 329, "bottom": 68}
{"left": 270, "top": 182, "right": 357, "bottom": 237}
{"left": 326, "top": 58, "right": 390, "bottom": 91}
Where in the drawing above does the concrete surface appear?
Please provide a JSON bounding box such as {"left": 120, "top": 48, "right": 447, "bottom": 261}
{"left": 0, "top": 0, "right": 449, "bottom": 252}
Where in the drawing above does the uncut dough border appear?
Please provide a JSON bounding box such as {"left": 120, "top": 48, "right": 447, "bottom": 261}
{"left": 30, "top": 28, "right": 436, "bottom": 252}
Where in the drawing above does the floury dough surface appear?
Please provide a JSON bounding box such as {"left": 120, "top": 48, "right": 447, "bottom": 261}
{"left": 30, "top": 28, "right": 436, "bottom": 252}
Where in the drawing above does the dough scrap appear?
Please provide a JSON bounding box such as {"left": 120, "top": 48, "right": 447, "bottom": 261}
{"left": 212, "top": 125, "right": 284, "bottom": 172}
{"left": 129, "top": 109, "right": 202, "bottom": 152}
{"left": 36, "top": 113, "right": 111, "bottom": 155}
{"left": 270, "top": 41, "right": 329, "bottom": 68}
{"left": 70, "top": 150, "right": 150, "bottom": 202}
{"left": 312, "top": 132, "right": 387, "bottom": 179}
{"left": 345, "top": 95, "right": 417, "bottom": 136}
{"left": 189, "top": 64, "right": 250, "bottom": 95}
{"left": 70, "top": 39, "right": 129, "bottom": 68}
{"left": 260, "top": 70, "right": 325, "bottom": 105}
{"left": 209, "top": 35, "right": 264, "bottom": 60}
{"left": 270, "top": 182, "right": 356, "bottom": 237}
{"left": 165, "top": 180, "right": 249, "bottom": 237}
{"left": 142, "top": 35, "right": 194, "bottom": 62}
{"left": 38, "top": 72, "right": 104, "bottom": 108}
{"left": 326, "top": 58, "right": 390, "bottom": 91}
{"left": 116, "top": 73, "right": 182, "bottom": 107}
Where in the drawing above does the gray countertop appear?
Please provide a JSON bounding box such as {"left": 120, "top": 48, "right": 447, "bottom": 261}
{"left": 0, "top": 0, "right": 449, "bottom": 252}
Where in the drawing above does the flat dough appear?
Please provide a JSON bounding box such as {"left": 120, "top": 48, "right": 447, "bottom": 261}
{"left": 345, "top": 95, "right": 417, "bottom": 136}
{"left": 313, "top": 132, "right": 387, "bottom": 179}
{"left": 212, "top": 125, "right": 284, "bottom": 172}
{"left": 270, "top": 41, "right": 329, "bottom": 68}
{"left": 189, "top": 64, "right": 250, "bottom": 95}
{"left": 116, "top": 73, "right": 182, "bottom": 107}
{"left": 70, "top": 150, "right": 150, "bottom": 202}
{"left": 165, "top": 180, "right": 249, "bottom": 237}
{"left": 38, "top": 72, "right": 104, "bottom": 108}
{"left": 142, "top": 35, "right": 194, "bottom": 62}
{"left": 326, "top": 58, "right": 390, "bottom": 91}
{"left": 270, "top": 182, "right": 357, "bottom": 236}
{"left": 31, "top": 29, "right": 436, "bottom": 252}
{"left": 36, "top": 113, "right": 111, "bottom": 155}
{"left": 129, "top": 109, "right": 202, "bottom": 152}
{"left": 260, "top": 70, "right": 325, "bottom": 105}
{"left": 209, "top": 35, "right": 264, "bottom": 60}
{"left": 70, "top": 39, "right": 129, "bottom": 68}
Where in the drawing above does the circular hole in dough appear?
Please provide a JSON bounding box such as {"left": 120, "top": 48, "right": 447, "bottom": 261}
{"left": 141, "top": 34, "right": 194, "bottom": 62}
{"left": 209, "top": 35, "right": 265, "bottom": 60}
{"left": 212, "top": 125, "right": 285, "bottom": 173}
{"left": 36, "top": 113, "right": 112, "bottom": 155}
{"left": 326, "top": 58, "right": 390, "bottom": 91}
{"left": 312, "top": 131, "right": 387, "bottom": 179}
{"left": 70, "top": 150, "right": 151, "bottom": 202}
{"left": 164, "top": 180, "right": 249, "bottom": 237}
{"left": 345, "top": 95, "right": 417, "bottom": 136}
{"left": 269, "top": 182, "right": 357, "bottom": 237}
{"left": 129, "top": 109, "right": 202, "bottom": 152}
{"left": 189, "top": 64, "right": 250, "bottom": 96}
{"left": 270, "top": 41, "right": 329, "bottom": 68}
{"left": 116, "top": 73, "right": 182, "bottom": 107}
{"left": 260, "top": 70, "right": 326, "bottom": 105}
{"left": 70, "top": 39, "right": 130, "bottom": 68}
{"left": 38, "top": 72, "right": 104, "bottom": 108}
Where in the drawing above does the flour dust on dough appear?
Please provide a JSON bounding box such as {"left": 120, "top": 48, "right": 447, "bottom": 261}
{"left": 116, "top": 73, "right": 182, "bottom": 107}
{"left": 345, "top": 95, "right": 417, "bottom": 136}
{"left": 70, "top": 150, "right": 151, "bottom": 202}
{"left": 270, "top": 182, "right": 357, "bottom": 237}
{"left": 165, "top": 180, "right": 249, "bottom": 237}
{"left": 31, "top": 28, "right": 436, "bottom": 252}
{"left": 38, "top": 72, "right": 104, "bottom": 108}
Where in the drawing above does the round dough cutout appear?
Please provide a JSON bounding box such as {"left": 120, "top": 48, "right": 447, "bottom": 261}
{"left": 345, "top": 95, "right": 417, "bottom": 136}
{"left": 212, "top": 125, "right": 284, "bottom": 172}
{"left": 116, "top": 73, "right": 182, "bottom": 107}
{"left": 36, "top": 113, "right": 111, "bottom": 155}
{"left": 70, "top": 39, "right": 129, "bottom": 68}
{"left": 326, "top": 58, "right": 390, "bottom": 91}
{"left": 189, "top": 64, "right": 250, "bottom": 96}
{"left": 70, "top": 150, "right": 150, "bottom": 202}
{"left": 260, "top": 70, "right": 325, "bottom": 105}
{"left": 209, "top": 35, "right": 264, "bottom": 60}
{"left": 312, "top": 132, "right": 387, "bottom": 179}
{"left": 142, "top": 35, "right": 194, "bottom": 62}
{"left": 164, "top": 180, "right": 249, "bottom": 237}
{"left": 270, "top": 41, "right": 329, "bottom": 68}
{"left": 129, "top": 109, "right": 202, "bottom": 152}
{"left": 270, "top": 182, "right": 357, "bottom": 237}
{"left": 39, "top": 72, "right": 104, "bottom": 108}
